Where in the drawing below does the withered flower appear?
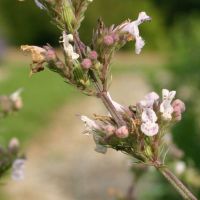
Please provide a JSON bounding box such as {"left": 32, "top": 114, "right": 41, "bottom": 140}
{"left": 21, "top": 45, "right": 46, "bottom": 63}
{"left": 21, "top": 45, "right": 47, "bottom": 74}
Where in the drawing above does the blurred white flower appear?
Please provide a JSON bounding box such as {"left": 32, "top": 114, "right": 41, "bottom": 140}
{"left": 12, "top": 158, "right": 26, "bottom": 181}
{"left": 175, "top": 161, "right": 186, "bottom": 175}
{"left": 10, "top": 88, "right": 23, "bottom": 110}
{"left": 10, "top": 88, "right": 23, "bottom": 102}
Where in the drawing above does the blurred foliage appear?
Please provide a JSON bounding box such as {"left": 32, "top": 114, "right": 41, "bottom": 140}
{"left": 153, "top": 0, "right": 200, "bottom": 26}
{"left": 0, "top": 0, "right": 166, "bottom": 50}
{"left": 0, "top": 0, "right": 60, "bottom": 46}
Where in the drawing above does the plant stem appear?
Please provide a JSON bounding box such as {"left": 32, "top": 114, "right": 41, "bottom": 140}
{"left": 156, "top": 165, "right": 197, "bottom": 200}
{"left": 88, "top": 70, "right": 125, "bottom": 127}
{"left": 73, "top": 32, "right": 125, "bottom": 127}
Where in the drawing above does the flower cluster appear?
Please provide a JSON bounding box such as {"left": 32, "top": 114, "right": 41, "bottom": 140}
{"left": 22, "top": 0, "right": 151, "bottom": 95}
{"left": 20, "top": 1, "right": 199, "bottom": 199}
{"left": 81, "top": 89, "right": 185, "bottom": 163}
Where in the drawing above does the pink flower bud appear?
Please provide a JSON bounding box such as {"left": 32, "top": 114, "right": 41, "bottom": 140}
{"left": 115, "top": 126, "right": 129, "bottom": 138}
{"left": 81, "top": 58, "right": 92, "bottom": 69}
{"left": 9, "top": 138, "right": 19, "bottom": 153}
{"left": 45, "top": 49, "right": 57, "bottom": 61}
{"left": 111, "top": 33, "right": 119, "bottom": 42}
{"left": 88, "top": 51, "right": 98, "bottom": 60}
{"left": 172, "top": 99, "right": 186, "bottom": 113}
{"left": 104, "top": 125, "right": 116, "bottom": 136}
{"left": 172, "top": 99, "right": 185, "bottom": 121}
{"left": 13, "top": 98, "right": 23, "bottom": 110}
{"left": 173, "top": 112, "right": 182, "bottom": 121}
{"left": 104, "top": 35, "right": 114, "bottom": 46}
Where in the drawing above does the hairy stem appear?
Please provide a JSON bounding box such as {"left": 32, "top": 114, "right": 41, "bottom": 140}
{"left": 156, "top": 165, "right": 197, "bottom": 200}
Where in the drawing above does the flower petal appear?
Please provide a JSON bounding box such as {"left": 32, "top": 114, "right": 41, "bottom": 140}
{"left": 135, "top": 36, "right": 145, "bottom": 54}
{"left": 141, "top": 108, "right": 157, "bottom": 123}
{"left": 141, "top": 122, "right": 159, "bottom": 136}
{"left": 81, "top": 115, "right": 99, "bottom": 132}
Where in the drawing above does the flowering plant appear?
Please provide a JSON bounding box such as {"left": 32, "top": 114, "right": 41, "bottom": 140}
{"left": 21, "top": 0, "right": 197, "bottom": 199}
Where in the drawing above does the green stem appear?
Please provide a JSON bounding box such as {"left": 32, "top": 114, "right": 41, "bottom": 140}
{"left": 157, "top": 165, "right": 197, "bottom": 200}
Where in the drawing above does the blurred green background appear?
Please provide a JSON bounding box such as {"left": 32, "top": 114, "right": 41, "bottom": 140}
{"left": 0, "top": 0, "right": 200, "bottom": 199}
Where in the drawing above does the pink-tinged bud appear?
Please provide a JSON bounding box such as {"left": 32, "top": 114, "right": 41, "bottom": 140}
{"left": 88, "top": 51, "right": 98, "bottom": 60}
{"left": 81, "top": 58, "right": 92, "bottom": 69}
{"left": 45, "top": 49, "right": 57, "bottom": 61}
{"left": 111, "top": 33, "right": 119, "bottom": 42}
{"left": 104, "top": 125, "right": 116, "bottom": 136}
{"left": 13, "top": 98, "right": 23, "bottom": 110}
{"left": 172, "top": 99, "right": 185, "bottom": 121}
{"left": 115, "top": 126, "right": 129, "bottom": 139}
{"left": 173, "top": 112, "right": 182, "bottom": 121}
{"left": 104, "top": 35, "right": 114, "bottom": 46}
{"left": 172, "top": 99, "right": 186, "bottom": 113}
{"left": 9, "top": 138, "right": 19, "bottom": 153}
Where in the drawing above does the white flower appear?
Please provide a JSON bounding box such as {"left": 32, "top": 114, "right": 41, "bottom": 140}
{"left": 141, "top": 121, "right": 159, "bottom": 137}
{"left": 12, "top": 158, "right": 26, "bottom": 181}
{"left": 62, "top": 32, "right": 79, "bottom": 60}
{"left": 81, "top": 115, "right": 100, "bottom": 133}
{"left": 122, "top": 11, "right": 151, "bottom": 54}
{"left": 139, "top": 91, "right": 159, "bottom": 136}
{"left": 141, "top": 108, "right": 159, "bottom": 136}
{"left": 141, "top": 108, "right": 157, "bottom": 123}
{"left": 140, "top": 91, "right": 159, "bottom": 108}
{"left": 160, "top": 89, "right": 176, "bottom": 120}
{"left": 107, "top": 92, "right": 125, "bottom": 112}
